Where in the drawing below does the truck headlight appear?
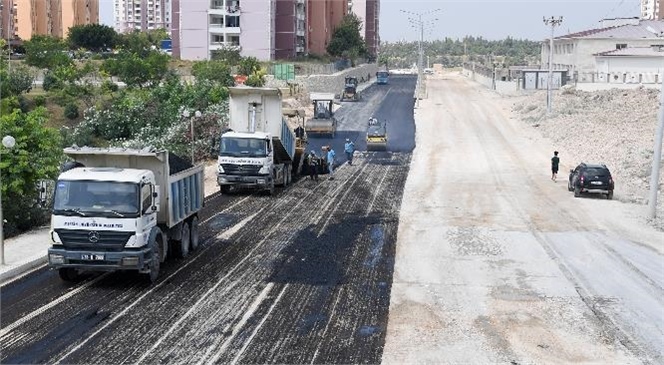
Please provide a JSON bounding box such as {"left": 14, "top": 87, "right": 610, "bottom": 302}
{"left": 217, "top": 164, "right": 225, "bottom": 174}
{"left": 258, "top": 165, "right": 270, "bottom": 174}
{"left": 124, "top": 234, "right": 146, "bottom": 248}
{"left": 51, "top": 230, "right": 62, "bottom": 244}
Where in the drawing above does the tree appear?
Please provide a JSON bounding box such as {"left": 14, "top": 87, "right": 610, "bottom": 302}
{"left": 117, "top": 29, "right": 169, "bottom": 56}
{"left": 0, "top": 106, "right": 62, "bottom": 235}
{"left": 23, "top": 35, "right": 72, "bottom": 69}
{"left": 6, "top": 65, "right": 35, "bottom": 95}
{"left": 238, "top": 56, "right": 261, "bottom": 76}
{"left": 211, "top": 46, "right": 242, "bottom": 65}
{"left": 192, "top": 60, "right": 235, "bottom": 86}
{"left": 101, "top": 50, "right": 170, "bottom": 88}
{"left": 326, "top": 14, "right": 367, "bottom": 59}
{"left": 67, "top": 24, "right": 117, "bottom": 51}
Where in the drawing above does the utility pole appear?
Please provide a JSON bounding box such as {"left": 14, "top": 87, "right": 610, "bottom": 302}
{"left": 543, "top": 16, "right": 563, "bottom": 115}
{"left": 647, "top": 28, "right": 664, "bottom": 219}
{"left": 401, "top": 9, "right": 440, "bottom": 109}
{"left": 648, "top": 77, "right": 664, "bottom": 218}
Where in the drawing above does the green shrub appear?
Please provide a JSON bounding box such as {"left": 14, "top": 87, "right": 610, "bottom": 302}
{"left": 34, "top": 95, "right": 46, "bottom": 106}
{"left": 64, "top": 103, "right": 79, "bottom": 119}
{"left": 42, "top": 71, "right": 60, "bottom": 92}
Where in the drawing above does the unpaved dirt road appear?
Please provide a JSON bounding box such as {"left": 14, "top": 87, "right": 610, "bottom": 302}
{"left": 0, "top": 76, "right": 416, "bottom": 364}
{"left": 383, "top": 73, "right": 664, "bottom": 364}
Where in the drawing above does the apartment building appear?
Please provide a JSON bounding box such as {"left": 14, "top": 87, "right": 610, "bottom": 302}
{"left": 3, "top": 0, "right": 98, "bottom": 40}
{"left": 275, "top": 0, "right": 306, "bottom": 59}
{"left": 173, "top": 0, "right": 276, "bottom": 61}
{"left": 642, "top": 0, "right": 664, "bottom": 20}
{"left": 349, "top": 0, "right": 379, "bottom": 56}
{"left": 307, "top": 0, "right": 347, "bottom": 56}
{"left": 0, "top": 0, "right": 99, "bottom": 40}
{"left": 114, "top": 0, "right": 171, "bottom": 33}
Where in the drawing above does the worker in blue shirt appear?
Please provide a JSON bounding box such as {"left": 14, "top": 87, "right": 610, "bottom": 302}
{"left": 344, "top": 138, "right": 355, "bottom": 165}
{"left": 326, "top": 146, "right": 336, "bottom": 180}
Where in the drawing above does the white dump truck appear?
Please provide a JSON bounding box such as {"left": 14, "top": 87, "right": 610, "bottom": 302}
{"left": 47, "top": 147, "right": 204, "bottom": 282}
{"left": 217, "top": 87, "right": 304, "bottom": 195}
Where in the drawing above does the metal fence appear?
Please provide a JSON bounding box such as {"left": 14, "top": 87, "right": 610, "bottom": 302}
{"left": 269, "top": 60, "right": 354, "bottom": 77}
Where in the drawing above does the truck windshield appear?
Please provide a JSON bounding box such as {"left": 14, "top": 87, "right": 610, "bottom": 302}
{"left": 377, "top": 72, "right": 388, "bottom": 77}
{"left": 53, "top": 180, "right": 139, "bottom": 218}
{"left": 220, "top": 137, "right": 269, "bottom": 157}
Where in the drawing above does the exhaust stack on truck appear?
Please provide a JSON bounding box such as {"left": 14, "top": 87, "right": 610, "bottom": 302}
{"left": 48, "top": 147, "right": 204, "bottom": 283}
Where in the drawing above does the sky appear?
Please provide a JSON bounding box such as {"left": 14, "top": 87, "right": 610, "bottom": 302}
{"left": 379, "top": 0, "right": 642, "bottom": 42}
{"left": 97, "top": 0, "right": 643, "bottom": 42}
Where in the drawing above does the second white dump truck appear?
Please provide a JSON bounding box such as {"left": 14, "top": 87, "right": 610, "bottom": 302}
{"left": 217, "top": 87, "right": 301, "bottom": 195}
{"left": 47, "top": 147, "right": 204, "bottom": 282}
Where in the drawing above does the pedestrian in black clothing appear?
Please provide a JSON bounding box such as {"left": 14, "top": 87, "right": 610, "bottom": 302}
{"left": 551, "top": 151, "right": 560, "bottom": 181}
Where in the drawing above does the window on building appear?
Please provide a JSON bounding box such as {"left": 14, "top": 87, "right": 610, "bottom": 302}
{"left": 616, "top": 43, "right": 627, "bottom": 50}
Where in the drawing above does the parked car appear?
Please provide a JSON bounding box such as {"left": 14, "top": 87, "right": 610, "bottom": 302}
{"left": 568, "top": 163, "right": 614, "bottom": 199}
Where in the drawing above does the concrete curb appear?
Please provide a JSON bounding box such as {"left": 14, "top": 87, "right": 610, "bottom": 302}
{"left": 0, "top": 255, "right": 48, "bottom": 285}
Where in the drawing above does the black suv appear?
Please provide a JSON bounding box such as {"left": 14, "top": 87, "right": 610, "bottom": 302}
{"left": 568, "top": 163, "right": 614, "bottom": 199}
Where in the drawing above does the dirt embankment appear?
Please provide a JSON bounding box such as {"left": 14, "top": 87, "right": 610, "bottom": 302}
{"left": 511, "top": 87, "right": 663, "bottom": 228}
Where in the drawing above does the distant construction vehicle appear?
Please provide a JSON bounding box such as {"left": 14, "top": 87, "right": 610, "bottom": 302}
{"left": 340, "top": 76, "right": 361, "bottom": 101}
{"left": 376, "top": 71, "right": 389, "bottom": 85}
{"left": 306, "top": 93, "right": 337, "bottom": 137}
{"left": 366, "top": 117, "right": 387, "bottom": 151}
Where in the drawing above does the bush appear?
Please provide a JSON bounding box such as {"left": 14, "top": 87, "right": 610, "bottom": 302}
{"left": 101, "top": 80, "right": 119, "bottom": 93}
{"left": 42, "top": 71, "right": 60, "bottom": 92}
{"left": 34, "top": 95, "right": 46, "bottom": 106}
{"left": 64, "top": 103, "right": 79, "bottom": 119}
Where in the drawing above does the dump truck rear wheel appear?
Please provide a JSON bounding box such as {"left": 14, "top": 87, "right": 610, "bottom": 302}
{"left": 190, "top": 216, "right": 200, "bottom": 251}
{"left": 175, "top": 222, "right": 191, "bottom": 258}
{"left": 220, "top": 185, "right": 231, "bottom": 194}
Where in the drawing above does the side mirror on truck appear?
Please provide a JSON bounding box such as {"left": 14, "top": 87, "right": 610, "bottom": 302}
{"left": 151, "top": 185, "right": 160, "bottom": 213}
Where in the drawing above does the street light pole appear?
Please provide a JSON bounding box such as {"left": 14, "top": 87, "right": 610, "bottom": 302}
{"left": 1, "top": 135, "right": 17, "bottom": 266}
{"left": 184, "top": 110, "right": 202, "bottom": 164}
{"left": 401, "top": 9, "right": 440, "bottom": 109}
{"left": 543, "top": 16, "right": 563, "bottom": 115}
{"left": 648, "top": 70, "right": 664, "bottom": 218}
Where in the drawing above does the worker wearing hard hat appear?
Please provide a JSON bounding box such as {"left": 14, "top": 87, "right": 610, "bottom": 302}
{"left": 344, "top": 138, "right": 355, "bottom": 165}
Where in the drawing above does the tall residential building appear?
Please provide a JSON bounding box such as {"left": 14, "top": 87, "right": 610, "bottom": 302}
{"left": 113, "top": 0, "right": 171, "bottom": 33}
{"left": 349, "top": 0, "right": 379, "bottom": 56}
{"left": 173, "top": 0, "right": 275, "bottom": 61}
{"left": 307, "top": 0, "right": 347, "bottom": 56}
{"left": 642, "top": 0, "right": 664, "bottom": 20}
{"left": 0, "top": 0, "right": 18, "bottom": 40}
{"left": 6, "top": 0, "right": 98, "bottom": 40}
{"left": 275, "top": 0, "right": 306, "bottom": 59}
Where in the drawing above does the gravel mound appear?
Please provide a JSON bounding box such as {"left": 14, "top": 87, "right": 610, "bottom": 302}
{"left": 513, "top": 87, "right": 664, "bottom": 228}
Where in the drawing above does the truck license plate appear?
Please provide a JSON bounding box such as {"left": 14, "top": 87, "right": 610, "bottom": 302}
{"left": 81, "top": 254, "right": 104, "bottom": 261}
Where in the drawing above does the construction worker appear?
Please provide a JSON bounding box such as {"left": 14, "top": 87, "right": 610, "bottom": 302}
{"left": 344, "top": 138, "right": 355, "bottom": 165}
{"left": 327, "top": 146, "right": 336, "bottom": 180}
{"left": 307, "top": 150, "right": 319, "bottom": 181}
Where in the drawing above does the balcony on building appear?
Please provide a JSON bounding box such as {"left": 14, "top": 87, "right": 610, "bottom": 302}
{"left": 209, "top": 14, "right": 240, "bottom": 33}
{"left": 209, "top": 34, "right": 240, "bottom": 50}
{"left": 210, "top": 0, "right": 241, "bottom": 15}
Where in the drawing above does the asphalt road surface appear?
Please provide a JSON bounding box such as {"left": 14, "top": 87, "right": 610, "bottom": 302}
{"left": 0, "top": 76, "right": 417, "bottom": 364}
